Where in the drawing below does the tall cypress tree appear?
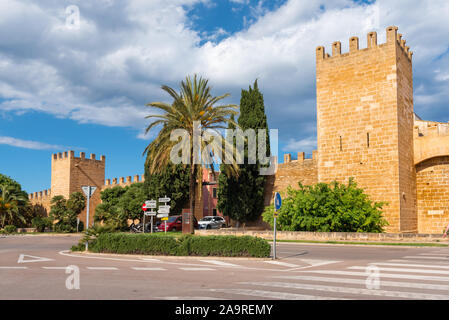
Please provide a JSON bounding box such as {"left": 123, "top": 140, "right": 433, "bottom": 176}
{"left": 217, "top": 80, "right": 270, "bottom": 226}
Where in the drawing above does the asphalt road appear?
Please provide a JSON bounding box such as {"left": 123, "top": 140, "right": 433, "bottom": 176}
{"left": 1, "top": 234, "right": 449, "bottom": 300}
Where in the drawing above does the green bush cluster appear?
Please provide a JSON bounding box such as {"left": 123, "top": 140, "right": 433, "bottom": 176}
{"left": 31, "top": 216, "right": 53, "bottom": 232}
{"left": 263, "top": 179, "right": 388, "bottom": 233}
{"left": 73, "top": 233, "right": 271, "bottom": 258}
{"left": 3, "top": 225, "right": 17, "bottom": 234}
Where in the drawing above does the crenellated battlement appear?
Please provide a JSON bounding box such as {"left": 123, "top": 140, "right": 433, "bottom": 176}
{"left": 282, "top": 150, "right": 318, "bottom": 164}
{"left": 415, "top": 119, "right": 449, "bottom": 138}
{"left": 52, "top": 150, "right": 106, "bottom": 163}
{"left": 103, "top": 174, "right": 145, "bottom": 188}
{"left": 29, "top": 188, "right": 51, "bottom": 201}
{"left": 316, "top": 26, "right": 413, "bottom": 63}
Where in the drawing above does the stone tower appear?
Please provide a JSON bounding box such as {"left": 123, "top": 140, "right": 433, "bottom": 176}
{"left": 51, "top": 151, "right": 105, "bottom": 227}
{"left": 316, "top": 26, "right": 416, "bottom": 233}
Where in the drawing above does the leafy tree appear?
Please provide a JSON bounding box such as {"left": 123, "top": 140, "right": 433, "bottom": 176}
{"left": 0, "top": 184, "right": 27, "bottom": 228}
{"left": 218, "top": 80, "right": 270, "bottom": 226}
{"left": 94, "top": 184, "right": 148, "bottom": 231}
{"left": 144, "top": 162, "right": 190, "bottom": 214}
{"left": 50, "top": 192, "right": 86, "bottom": 233}
{"left": 144, "top": 75, "right": 239, "bottom": 233}
{"left": 262, "top": 179, "right": 388, "bottom": 233}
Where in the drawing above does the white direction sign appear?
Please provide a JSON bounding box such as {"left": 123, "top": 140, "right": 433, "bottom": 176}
{"left": 146, "top": 200, "right": 157, "bottom": 208}
{"left": 82, "top": 186, "right": 97, "bottom": 198}
{"left": 145, "top": 212, "right": 157, "bottom": 217}
{"left": 157, "top": 213, "right": 169, "bottom": 218}
{"left": 158, "top": 207, "right": 170, "bottom": 214}
{"left": 158, "top": 197, "right": 170, "bottom": 203}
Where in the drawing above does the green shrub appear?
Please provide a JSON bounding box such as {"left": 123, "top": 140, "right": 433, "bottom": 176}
{"left": 31, "top": 216, "right": 52, "bottom": 232}
{"left": 81, "top": 233, "right": 270, "bottom": 258}
{"left": 4, "top": 225, "right": 16, "bottom": 234}
{"left": 263, "top": 179, "right": 388, "bottom": 233}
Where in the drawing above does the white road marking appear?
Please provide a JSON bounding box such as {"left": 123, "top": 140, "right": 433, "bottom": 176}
{"left": 272, "top": 275, "right": 449, "bottom": 291}
{"left": 264, "top": 261, "right": 299, "bottom": 268}
{"left": 373, "top": 262, "right": 449, "bottom": 270}
{"left": 179, "top": 268, "right": 215, "bottom": 271}
{"left": 418, "top": 253, "right": 449, "bottom": 256}
{"left": 139, "top": 258, "right": 162, "bottom": 262}
{"left": 209, "top": 288, "right": 346, "bottom": 300}
{"left": 86, "top": 267, "right": 119, "bottom": 270}
{"left": 199, "top": 260, "right": 240, "bottom": 267}
{"left": 239, "top": 281, "right": 449, "bottom": 300}
{"left": 132, "top": 267, "right": 166, "bottom": 271}
{"left": 298, "top": 259, "right": 342, "bottom": 268}
{"left": 302, "top": 270, "right": 449, "bottom": 282}
{"left": 17, "top": 254, "right": 54, "bottom": 264}
{"left": 349, "top": 266, "right": 449, "bottom": 275}
{"left": 157, "top": 296, "right": 224, "bottom": 300}
{"left": 402, "top": 256, "right": 449, "bottom": 260}
{"left": 0, "top": 266, "right": 28, "bottom": 269}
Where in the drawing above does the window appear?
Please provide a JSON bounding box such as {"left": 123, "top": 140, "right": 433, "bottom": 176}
{"left": 367, "top": 133, "right": 370, "bottom": 148}
{"left": 213, "top": 188, "right": 217, "bottom": 198}
{"left": 339, "top": 136, "right": 342, "bottom": 151}
{"left": 213, "top": 209, "right": 217, "bottom": 216}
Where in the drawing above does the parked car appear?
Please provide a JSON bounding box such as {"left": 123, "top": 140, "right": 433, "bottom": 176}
{"left": 157, "top": 215, "right": 198, "bottom": 232}
{"left": 198, "top": 216, "right": 227, "bottom": 230}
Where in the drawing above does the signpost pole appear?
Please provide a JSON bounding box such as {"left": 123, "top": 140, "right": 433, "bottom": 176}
{"left": 85, "top": 186, "right": 91, "bottom": 251}
{"left": 273, "top": 192, "right": 281, "bottom": 260}
{"left": 143, "top": 211, "right": 146, "bottom": 233}
{"left": 273, "top": 216, "right": 277, "bottom": 260}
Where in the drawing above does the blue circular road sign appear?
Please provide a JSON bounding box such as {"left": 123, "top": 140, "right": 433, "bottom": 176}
{"left": 274, "top": 192, "right": 282, "bottom": 212}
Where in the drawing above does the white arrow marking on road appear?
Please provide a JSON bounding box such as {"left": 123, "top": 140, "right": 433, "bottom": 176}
{"left": 17, "top": 254, "right": 54, "bottom": 264}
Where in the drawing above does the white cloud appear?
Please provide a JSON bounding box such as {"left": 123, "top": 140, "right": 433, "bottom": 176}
{"left": 283, "top": 136, "right": 317, "bottom": 153}
{"left": 0, "top": 136, "right": 68, "bottom": 150}
{"left": 1, "top": 0, "right": 449, "bottom": 145}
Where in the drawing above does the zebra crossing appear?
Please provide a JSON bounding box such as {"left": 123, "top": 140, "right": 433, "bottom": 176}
{"left": 201, "top": 250, "right": 449, "bottom": 300}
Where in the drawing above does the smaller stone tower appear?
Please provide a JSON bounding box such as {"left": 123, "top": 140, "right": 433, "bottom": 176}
{"left": 51, "top": 151, "right": 105, "bottom": 227}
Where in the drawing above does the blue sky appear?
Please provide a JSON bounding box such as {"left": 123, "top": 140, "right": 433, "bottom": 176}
{"left": 1, "top": 0, "right": 449, "bottom": 193}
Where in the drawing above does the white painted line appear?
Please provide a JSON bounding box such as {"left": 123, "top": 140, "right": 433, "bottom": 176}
{"left": 402, "top": 256, "right": 449, "bottom": 260}
{"left": 210, "top": 288, "right": 345, "bottom": 300}
{"left": 0, "top": 266, "right": 28, "bottom": 269}
{"left": 42, "top": 267, "right": 67, "bottom": 270}
{"left": 199, "top": 260, "right": 240, "bottom": 267}
{"left": 139, "top": 258, "right": 162, "bottom": 262}
{"left": 239, "top": 281, "right": 449, "bottom": 300}
{"left": 418, "top": 253, "right": 449, "bottom": 256}
{"left": 373, "top": 262, "right": 449, "bottom": 270}
{"left": 302, "top": 270, "right": 449, "bottom": 282}
{"left": 299, "top": 259, "right": 342, "bottom": 268}
{"left": 349, "top": 266, "right": 449, "bottom": 275}
{"left": 264, "top": 261, "right": 299, "bottom": 268}
{"left": 86, "top": 267, "right": 119, "bottom": 270}
{"left": 180, "top": 268, "right": 215, "bottom": 271}
{"left": 273, "top": 275, "right": 449, "bottom": 291}
{"left": 156, "top": 296, "right": 225, "bottom": 300}
{"left": 18, "top": 254, "right": 54, "bottom": 264}
{"left": 132, "top": 267, "right": 166, "bottom": 271}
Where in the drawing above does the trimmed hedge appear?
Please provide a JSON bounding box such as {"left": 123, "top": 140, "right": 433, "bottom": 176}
{"left": 83, "top": 233, "right": 270, "bottom": 258}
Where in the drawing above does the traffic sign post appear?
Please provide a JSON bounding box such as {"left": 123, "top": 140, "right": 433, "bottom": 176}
{"left": 273, "top": 192, "right": 282, "bottom": 260}
{"left": 142, "top": 203, "right": 147, "bottom": 233}
{"left": 158, "top": 196, "right": 171, "bottom": 235}
{"left": 82, "top": 186, "right": 97, "bottom": 251}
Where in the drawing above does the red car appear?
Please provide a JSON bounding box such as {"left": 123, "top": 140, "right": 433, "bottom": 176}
{"left": 157, "top": 215, "right": 198, "bottom": 232}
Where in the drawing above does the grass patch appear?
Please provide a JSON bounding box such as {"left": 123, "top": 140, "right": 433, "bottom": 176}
{"left": 73, "top": 232, "right": 271, "bottom": 257}
{"left": 275, "top": 239, "right": 448, "bottom": 247}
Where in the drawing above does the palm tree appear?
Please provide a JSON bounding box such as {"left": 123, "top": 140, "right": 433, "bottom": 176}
{"left": 144, "top": 75, "right": 239, "bottom": 233}
{"left": 0, "top": 184, "right": 27, "bottom": 228}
